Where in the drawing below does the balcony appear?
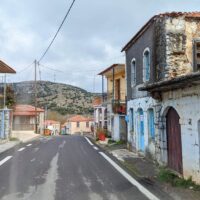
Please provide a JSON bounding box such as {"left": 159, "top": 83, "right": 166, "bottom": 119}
{"left": 112, "top": 100, "right": 126, "bottom": 115}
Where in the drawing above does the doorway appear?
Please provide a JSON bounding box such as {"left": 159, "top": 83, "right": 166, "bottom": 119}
{"left": 166, "top": 107, "right": 183, "bottom": 174}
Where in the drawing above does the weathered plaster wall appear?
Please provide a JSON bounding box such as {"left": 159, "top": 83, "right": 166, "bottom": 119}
{"left": 125, "top": 24, "right": 155, "bottom": 100}
{"left": 157, "top": 85, "right": 200, "bottom": 183}
{"left": 127, "top": 97, "right": 157, "bottom": 157}
{"left": 154, "top": 17, "right": 167, "bottom": 80}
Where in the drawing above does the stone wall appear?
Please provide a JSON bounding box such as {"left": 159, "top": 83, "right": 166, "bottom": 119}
{"left": 156, "top": 16, "right": 200, "bottom": 80}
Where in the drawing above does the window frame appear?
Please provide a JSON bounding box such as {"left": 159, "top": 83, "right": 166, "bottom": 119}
{"left": 143, "top": 48, "right": 150, "bottom": 82}
{"left": 131, "top": 58, "right": 136, "bottom": 87}
{"left": 193, "top": 39, "right": 200, "bottom": 72}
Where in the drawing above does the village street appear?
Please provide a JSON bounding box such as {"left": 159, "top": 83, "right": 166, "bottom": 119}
{"left": 0, "top": 135, "right": 164, "bottom": 200}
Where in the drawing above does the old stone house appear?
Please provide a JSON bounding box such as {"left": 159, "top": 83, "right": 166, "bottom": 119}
{"left": 122, "top": 12, "right": 200, "bottom": 183}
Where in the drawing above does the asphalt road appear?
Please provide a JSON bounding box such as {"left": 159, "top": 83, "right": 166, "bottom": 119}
{"left": 0, "top": 135, "right": 158, "bottom": 200}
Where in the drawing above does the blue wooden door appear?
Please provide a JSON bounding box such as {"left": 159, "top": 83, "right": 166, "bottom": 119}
{"left": 138, "top": 109, "right": 144, "bottom": 151}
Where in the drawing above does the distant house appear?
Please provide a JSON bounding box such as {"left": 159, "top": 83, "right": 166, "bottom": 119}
{"left": 0, "top": 60, "right": 16, "bottom": 139}
{"left": 93, "top": 96, "right": 107, "bottom": 135}
{"left": 64, "top": 115, "right": 93, "bottom": 135}
{"left": 98, "top": 64, "right": 127, "bottom": 141}
{"left": 44, "top": 120, "right": 61, "bottom": 135}
{"left": 12, "top": 104, "right": 45, "bottom": 135}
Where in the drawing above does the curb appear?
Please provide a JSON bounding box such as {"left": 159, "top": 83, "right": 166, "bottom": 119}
{"left": 0, "top": 135, "right": 42, "bottom": 155}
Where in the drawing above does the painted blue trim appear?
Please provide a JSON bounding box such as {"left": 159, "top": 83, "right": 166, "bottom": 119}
{"left": 148, "top": 109, "right": 155, "bottom": 140}
{"left": 138, "top": 109, "right": 145, "bottom": 151}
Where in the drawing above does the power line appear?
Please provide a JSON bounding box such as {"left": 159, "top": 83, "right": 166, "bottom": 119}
{"left": 39, "top": 63, "right": 63, "bottom": 73}
{"left": 38, "top": 0, "right": 76, "bottom": 62}
{"left": 17, "top": 62, "right": 34, "bottom": 73}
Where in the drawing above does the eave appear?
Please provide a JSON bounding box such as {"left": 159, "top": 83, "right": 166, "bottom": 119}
{"left": 138, "top": 72, "right": 200, "bottom": 93}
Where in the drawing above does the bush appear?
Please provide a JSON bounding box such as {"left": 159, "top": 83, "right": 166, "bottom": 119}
{"left": 108, "top": 139, "right": 115, "bottom": 144}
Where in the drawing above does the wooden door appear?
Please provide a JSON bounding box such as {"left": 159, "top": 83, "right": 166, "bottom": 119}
{"left": 166, "top": 107, "right": 183, "bottom": 174}
{"left": 115, "top": 79, "right": 120, "bottom": 100}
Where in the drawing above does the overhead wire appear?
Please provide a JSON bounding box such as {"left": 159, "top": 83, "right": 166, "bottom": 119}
{"left": 17, "top": 61, "right": 34, "bottom": 73}
{"left": 38, "top": 0, "right": 76, "bottom": 62}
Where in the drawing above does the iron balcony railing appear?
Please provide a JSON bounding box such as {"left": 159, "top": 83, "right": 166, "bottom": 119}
{"left": 112, "top": 100, "right": 126, "bottom": 115}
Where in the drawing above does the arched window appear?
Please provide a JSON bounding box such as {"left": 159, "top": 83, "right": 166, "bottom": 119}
{"left": 131, "top": 58, "right": 136, "bottom": 86}
{"left": 143, "top": 48, "right": 150, "bottom": 82}
{"left": 148, "top": 108, "right": 155, "bottom": 140}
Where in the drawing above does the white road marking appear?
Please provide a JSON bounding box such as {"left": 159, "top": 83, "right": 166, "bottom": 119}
{"left": 0, "top": 156, "right": 12, "bottom": 166}
{"left": 18, "top": 147, "right": 25, "bottom": 152}
{"left": 99, "top": 152, "right": 160, "bottom": 200}
{"left": 26, "top": 144, "right": 32, "bottom": 147}
{"left": 84, "top": 137, "right": 93, "bottom": 146}
{"left": 30, "top": 158, "right": 36, "bottom": 162}
{"left": 93, "top": 146, "right": 99, "bottom": 150}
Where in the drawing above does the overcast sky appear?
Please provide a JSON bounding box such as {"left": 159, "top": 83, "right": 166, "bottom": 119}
{"left": 0, "top": 0, "right": 199, "bottom": 92}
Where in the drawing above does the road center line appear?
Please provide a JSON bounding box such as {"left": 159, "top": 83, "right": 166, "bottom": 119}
{"left": 18, "top": 147, "right": 26, "bottom": 152}
{"left": 0, "top": 156, "right": 12, "bottom": 166}
{"left": 93, "top": 146, "right": 99, "bottom": 150}
{"left": 26, "top": 144, "right": 32, "bottom": 147}
{"left": 84, "top": 137, "right": 93, "bottom": 146}
{"left": 99, "top": 152, "right": 160, "bottom": 200}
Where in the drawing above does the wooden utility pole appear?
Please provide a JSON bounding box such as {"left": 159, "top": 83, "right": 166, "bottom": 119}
{"left": 3, "top": 74, "right": 6, "bottom": 108}
{"left": 34, "top": 60, "right": 38, "bottom": 133}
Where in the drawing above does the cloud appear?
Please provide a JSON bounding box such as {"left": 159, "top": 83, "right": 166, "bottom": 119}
{"left": 0, "top": 0, "right": 199, "bottom": 92}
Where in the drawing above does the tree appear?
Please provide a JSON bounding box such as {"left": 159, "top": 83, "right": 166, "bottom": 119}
{"left": 6, "top": 85, "right": 15, "bottom": 108}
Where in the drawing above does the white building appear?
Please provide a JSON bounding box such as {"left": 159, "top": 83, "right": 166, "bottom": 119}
{"left": 122, "top": 12, "right": 200, "bottom": 183}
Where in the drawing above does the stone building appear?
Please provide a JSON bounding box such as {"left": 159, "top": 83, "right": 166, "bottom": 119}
{"left": 122, "top": 12, "right": 200, "bottom": 183}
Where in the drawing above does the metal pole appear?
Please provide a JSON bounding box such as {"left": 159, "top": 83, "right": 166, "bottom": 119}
{"left": 102, "top": 75, "right": 104, "bottom": 102}
{"left": 3, "top": 74, "right": 6, "bottom": 108}
{"left": 34, "top": 60, "right": 38, "bottom": 133}
{"left": 112, "top": 67, "right": 115, "bottom": 101}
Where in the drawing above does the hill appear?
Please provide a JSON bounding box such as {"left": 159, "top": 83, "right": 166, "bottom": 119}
{"left": 11, "top": 81, "right": 94, "bottom": 115}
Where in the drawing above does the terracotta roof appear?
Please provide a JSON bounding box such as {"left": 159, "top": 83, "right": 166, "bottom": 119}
{"left": 44, "top": 120, "right": 60, "bottom": 125}
{"left": 122, "top": 12, "right": 200, "bottom": 52}
{"left": 68, "top": 115, "right": 93, "bottom": 122}
{"left": 98, "top": 64, "right": 125, "bottom": 75}
{"left": 0, "top": 60, "right": 16, "bottom": 73}
{"left": 13, "top": 104, "right": 44, "bottom": 116}
{"left": 93, "top": 96, "right": 102, "bottom": 106}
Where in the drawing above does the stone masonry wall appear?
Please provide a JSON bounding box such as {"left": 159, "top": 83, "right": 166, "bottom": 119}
{"left": 156, "top": 16, "right": 200, "bottom": 80}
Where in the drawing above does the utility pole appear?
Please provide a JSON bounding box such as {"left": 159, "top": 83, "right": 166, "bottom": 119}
{"left": 34, "top": 60, "right": 38, "bottom": 133}
{"left": 3, "top": 74, "right": 6, "bottom": 108}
